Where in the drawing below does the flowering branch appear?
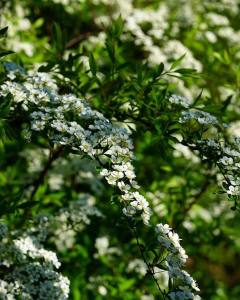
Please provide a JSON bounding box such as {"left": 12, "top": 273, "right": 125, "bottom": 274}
{"left": 0, "top": 66, "right": 200, "bottom": 299}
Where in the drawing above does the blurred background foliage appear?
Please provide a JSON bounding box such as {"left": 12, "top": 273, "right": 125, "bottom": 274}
{"left": 1, "top": 0, "right": 240, "bottom": 299}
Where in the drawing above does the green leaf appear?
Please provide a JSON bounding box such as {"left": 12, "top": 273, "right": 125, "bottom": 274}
{"left": 105, "top": 37, "right": 115, "bottom": 62}
{"left": 221, "top": 94, "right": 233, "bottom": 112}
{"left": 158, "top": 62, "right": 164, "bottom": 75}
{"left": 0, "top": 94, "right": 12, "bottom": 118}
{"left": 52, "top": 22, "right": 65, "bottom": 55}
{"left": 0, "top": 120, "right": 15, "bottom": 145}
{"left": 89, "top": 53, "right": 97, "bottom": 76}
{"left": 0, "top": 51, "right": 14, "bottom": 59}
{"left": 38, "top": 61, "right": 56, "bottom": 72}
{"left": 17, "top": 201, "right": 38, "bottom": 209}
{"left": 175, "top": 68, "right": 198, "bottom": 77}
{"left": 0, "top": 27, "right": 8, "bottom": 38}
{"left": 170, "top": 54, "right": 186, "bottom": 70}
{"left": 53, "top": 22, "right": 62, "bottom": 44}
{"left": 112, "top": 15, "right": 124, "bottom": 38}
{"left": 119, "top": 278, "right": 135, "bottom": 292}
{"left": 192, "top": 89, "right": 203, "bottom": 106}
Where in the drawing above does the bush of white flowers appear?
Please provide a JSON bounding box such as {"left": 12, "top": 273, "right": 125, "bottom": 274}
{"left": 0, "top": 0, "right": 240, "bottom": 299}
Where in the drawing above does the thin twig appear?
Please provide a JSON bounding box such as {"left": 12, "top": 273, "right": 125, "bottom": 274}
{"left": 184, "top": 179, "right": 210, "bottom": 214}
{"left": 66, "top": 33, "right": 91, "bottom": 49}
{"left": 29, "top": 146, "right": 64, "bottom": 202}
{"left": 131, "top": 224, "right": 165, "bottom": 298}
{"left": 20, "top": 146, "right": 64, "bottom": 224}
{"left": 174, "top": 179, "right": 210, "bottom": 230}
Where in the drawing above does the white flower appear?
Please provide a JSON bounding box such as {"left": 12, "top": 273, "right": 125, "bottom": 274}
{"left": 219, "top": 156, "right": 233, "bottom": 166}
{"left": 31, "top": 120, "right": 46, "bottom": 131}
{"left": 180, "top": 110, "right": 218, "bottom": 125}
{"left": 156, "top": 223, "right": 171, "bottom": 235}
{"left": 169, "top": 94, "right": 190, "bottom": 108}
{"left": 127, "top": 259, "right": 147, "bottom": 276}
{"left": 95, "top": 236, "right": 109, "bottom": 256}
{"left": 98, "top": 285, "right": 107, "bottom": 296}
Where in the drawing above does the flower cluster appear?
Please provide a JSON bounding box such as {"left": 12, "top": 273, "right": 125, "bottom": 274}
{"left": 28, "top": 193, "right": 103, "bottom": 251}
{"left": 127, "top": 259, "right": 147, "bottom": 277}
{"left": 169, "top": 94, "right": 191, "bottom": 108}
{"left": 0, "top": 191, "right": 104, "bottom": 298}
{"left": 94, "top": 236, "right": 121, "bottom": 258}
{"left": 3, "top": 0, "right": 240, "bottom": 104}
{"left": 0, "top": 67, "right": 150, "bottom": 224}
{"left": 196, "top": 139, "right": 240, "bottom": 199}
{"left": 0, "top": 225, "right": 70, "bottom": 300}
{"left": 156, "top": 224, "right": 200, "bottom": 299}
{"left": 55, "top": 193, "right": 103, "bottom": 229}
{"left": 86, "top": 0, "right": 202, "bottom": 71}
{"left": 179, "top": 110, "right": 219, "bottom": 125}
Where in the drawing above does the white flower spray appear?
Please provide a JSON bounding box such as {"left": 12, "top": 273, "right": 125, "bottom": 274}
{"left": 0, "top": 66, "right": 201, "bottom": 299}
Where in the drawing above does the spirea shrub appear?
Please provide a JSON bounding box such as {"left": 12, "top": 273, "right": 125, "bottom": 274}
{"left": 0, "top": 1, "right": 240, "bottom": 299}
